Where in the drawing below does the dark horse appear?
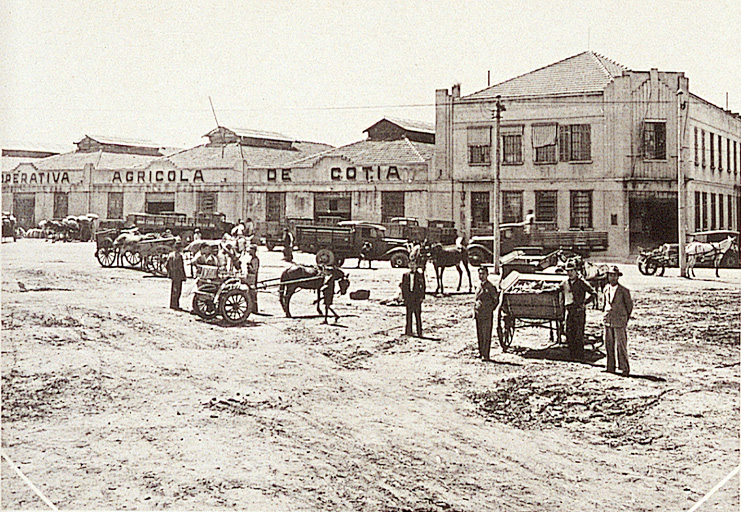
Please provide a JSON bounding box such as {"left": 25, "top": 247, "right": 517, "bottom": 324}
{"left": 279, "top": 265, "right": 350, "bottom": 318}
{"left": 428, "top": 243, "right": 472, "bottom": 295}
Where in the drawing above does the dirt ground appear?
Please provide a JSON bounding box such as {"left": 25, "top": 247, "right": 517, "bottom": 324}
{"left": 1, "top": 239, "right": 739, "bottom": 511}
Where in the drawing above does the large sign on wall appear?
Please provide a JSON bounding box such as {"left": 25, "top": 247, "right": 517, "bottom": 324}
{"left": 2, "top": 171, "right": 73, "bottom": 184}
{"left": 112, "top": 169, "right": 205, "bottom": 183}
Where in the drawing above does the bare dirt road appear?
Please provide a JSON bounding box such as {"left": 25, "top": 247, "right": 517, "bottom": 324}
{"left": 2, "top": 239, "right": 739, "bottom": 511}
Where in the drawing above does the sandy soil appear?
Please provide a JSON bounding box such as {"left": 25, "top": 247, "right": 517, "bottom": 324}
{"left": 1, "top": 239, "right": 739, "bottom": 511}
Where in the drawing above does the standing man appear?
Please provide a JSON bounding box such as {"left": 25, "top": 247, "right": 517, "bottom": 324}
{"left": 282, "top": 228, "right": 294, "bottom": 262}
{"left": 400, "top": 261, "right": 425, "bottom": 337}
{"left": 244, "top": 244, "right": 260, "bottom": 313}
{"left": 166, "top": 241, "right": 187, "bottom": 310}
{"left": 561, "top": 260, "right": 597, "bottom": 361}
{"left": 474, "top": 266, "right": 499, "bottom": 360}
{"left": 602, "top": 265, "right": 633, "bottom": 376}
{"left": 320, "top": 267, "right": 340, "bottom": 324}
{"left": 357, "top": 241, "right": 373, "bottom": 269}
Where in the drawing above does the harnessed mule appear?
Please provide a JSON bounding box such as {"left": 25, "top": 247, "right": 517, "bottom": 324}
{"left": 428, "top": 243, "right": 472, "bottom": 295}
{"left": 685, "top": 235, "right": 737, "bottom": 278}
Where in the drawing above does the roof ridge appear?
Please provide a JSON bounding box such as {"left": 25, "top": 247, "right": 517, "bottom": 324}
{"left": 588, "top": 51, "right": 612, "bottom": 80}
{"left": 403, "top": 137, "right": 425, "bottom": 162}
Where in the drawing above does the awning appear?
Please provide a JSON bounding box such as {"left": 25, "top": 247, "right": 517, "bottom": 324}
{"left": 532, "top": 124, "right": 557, "bottom": 148}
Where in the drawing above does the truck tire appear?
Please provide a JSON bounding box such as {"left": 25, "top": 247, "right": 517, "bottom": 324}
{"left": 316, "top": 249, "right": 335, "bottom": 266}
{"left": 266, "top": 240, "right": 276, "bottom": 251}
{"left": 468, "top": 247, "right": 488, "bottom": 267}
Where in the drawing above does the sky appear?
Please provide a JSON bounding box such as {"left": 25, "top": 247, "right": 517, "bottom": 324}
{"left": 2, "top": 0, "right": 740, "bottom": 152}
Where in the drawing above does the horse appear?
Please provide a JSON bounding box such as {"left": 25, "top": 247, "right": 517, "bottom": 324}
{"left": 685, "top": 235, "right": 737, "bottom": 278}
{"left": 278, "top": 265, "right": 350, "bottom": 318}
{"left": 428, "top": 242, "right": 472, "bottom": 295}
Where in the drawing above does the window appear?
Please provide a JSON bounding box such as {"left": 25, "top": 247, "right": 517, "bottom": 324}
{"left": 695, "top": 191, "right": 701, "bottom": 232}
{"left": 502, "top": 191, "right": 523, "bottom": 223}
{"left": 701, "top": 192, "right": 708, "bottom": 230}
{"left": 533, "top": 124, "right": 557, "bottom": 163}
{"left": 467, "top": 126, "right": 491, "bottom": 165}
{"left": 53, "top": 192, "right": 68, "bottom": 219}
{"left": 107, "top": 192, "right": 124, "bottom": 220}
{"left": 727, "top": 139, "right": 732, "bottom": 172}
{"left": 196, "top": 191, "right": 217, "bottom": 213}
{"left": 501, "top": 125, "right": 523, "bottom": 164}
{"left": 559, "top": 124, "right": 591, "bottom": 162}
{"left": 643, "top": 121, "right": 666, "bottom": 160}
{"left": 718, "top": 135, "right": 723, "bottom": 171}
{"left": 694, "top": 127, "right": 699, "bottom": 165}
{"left": 570, "top": 190, "right": 592, "bottom": 229}
{"left": 719, "top": 194, "right": 724, "bottom": 229}
{"left": 471, "top": 192, "right": 490, "bottom": 226}
{"left": 730, "top": 195, "right": 735, "bottom": 229}
{"left": 314, "top": 192, "right": 351, "bottom": 222}
{"left": 710, "top": 133, "right": 715, "bottom": 169}
{"left": 735, "top": 141, "right": 738, "bottom": 173}
{"left": 535, "top": 190, "right": 558, "bottom": 225}
{"left": 701, "top": 130, "right": 706, "bottom": 167}
{"left": 381, "top": 191, "right": 405, "bottom": 223}
{"left": 710, "top": 193, "right": 717, "bottom": 230}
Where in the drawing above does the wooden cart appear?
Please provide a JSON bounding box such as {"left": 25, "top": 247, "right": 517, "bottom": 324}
{"left": 497, "top": 271, "right": 567, "bottom": 351}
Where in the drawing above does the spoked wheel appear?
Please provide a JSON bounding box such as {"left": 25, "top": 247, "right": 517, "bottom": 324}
{"left": 497, "top": 310, "right": 515, "bottom": 351}
{"left": 636, "top": 255, "right": 649, "bottom": 275}
{"left": 316, "top": 248, "right": 335, "bottom": 266}
{"left": 148, "top": 246, "right": 170, "bottom": 276}
{"left": 96, "top": 247, "right": 118, "bottom": 267}
{"left": 124, "top": 250, "right": 142, "bottom": 267}
{"left": 193, "top": 294, "right": 218, "bottom": 320}
{"left": 219, "top": 289, "right": 253, "bottom": 326}
{"left": 390, "top": 252, "right": 409, "bottom": 268}
{"left": 468, "top": 247, "right": 488, "bottom": 267}
{"left": 643, "top": 259, "right": 659, "bottom": 276}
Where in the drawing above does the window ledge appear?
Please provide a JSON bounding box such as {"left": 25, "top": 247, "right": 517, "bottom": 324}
{"left": 644, "top": 159, "right": 668, "bottom": 163}
{"left": 534, "top": 161, "right": 557, "bottom": 166}
{"left": 468, "top": 162, "right": 491, "bottom": 167}
{"left": 566, "top": 160, "right": 593, "bottom": 165}
{"left": 502, "top": 162, "right": 523, "bottom": 166}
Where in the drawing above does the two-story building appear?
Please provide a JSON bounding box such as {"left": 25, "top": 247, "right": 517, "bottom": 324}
{"left": 435, "top": 51, "right": 740, "bottom": 259}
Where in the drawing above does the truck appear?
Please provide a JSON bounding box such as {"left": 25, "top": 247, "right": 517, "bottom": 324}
{"left": 124, "top": 212, "right": 234, "bottom": 243}
{"left": 258, "top": 217, "right": 313, "bottom": 251}
{"left": 294, "top": 221, "right": 411, "bottom": 267}
{"left": 384, "top": 218, "right": 457, "bottom": 245}
{"left": 467, "top": 222, "right": 608, "bottom": 266}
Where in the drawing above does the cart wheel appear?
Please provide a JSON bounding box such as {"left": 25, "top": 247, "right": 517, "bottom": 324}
{"left": 96, "top": 247, "right": 117, "bottom": 267}
{"left": 497, "top": 310, "right": 515, "bottom": 351}
{"left": 124, "top": 250, "right": 142, "bottom": 267}
{"left": 316, "top": 249, "right": 335, "bottom": 266}
{"left": 390, "top": 252, "right": 409, "bottom": 268}
{"left": 148, "top": 246, "right": 170, "bottom": 276}
{"left": 643, "top": 259, "right": 659, "bottom": 276}
{"left": 656, "top": 263, "right": 666, "bottom": 277}
{"left": 266, "top": 240, "right": 276, "bottom": 251}
{"left": 219, "top": 289, "right": 253, "bottom": 325}
{"left": 193, "top": 294, "right": 218, "bottom": 319}
{"left": 636, "top": 255, "right": 649, "bottom": 275}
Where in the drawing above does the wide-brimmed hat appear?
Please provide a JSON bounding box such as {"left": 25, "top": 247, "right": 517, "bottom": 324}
{"left": 564, "top": 261, "right": 578, "bottom": 271}
{"left": 248, "top": 245, "right": 258, "bottom": 252}
{"left": 607, "top": 265, "right": 622, "bottom": 276}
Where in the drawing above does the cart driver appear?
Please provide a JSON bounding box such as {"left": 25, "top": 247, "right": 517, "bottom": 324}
{"left": 193, "top": 244, "right": 218, "bottom": 277}
{"left": 243, "top": 244, "right": 260, "bottom": 313}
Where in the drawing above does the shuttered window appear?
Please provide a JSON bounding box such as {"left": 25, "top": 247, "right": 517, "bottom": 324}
{"left": 53, "top": 193, "right": 68, "bottom": 219}
{"left": 197, "top": 191, "right": 217, "bottom": 213}
{"left": 559, "top": 124, "right": 591, "bottom": 162}
{"left": 533, "top": 124, "right": 558, "bottom": 163}
{"left": 643, "top": 121, "right": 666, "bottom": 160}
{"left": 502, "top": 191, "right": 523, "bottom": 223}
{"left": 381, "top": 192, "right": 405, "bottom": 223}
{"left": 266, "top": 192, "right": 285, "bottom": 222}
{"left": 107, "top": 192, "right": 124, "bottom": 220}
{"left": 535, "top": 190, "right": 558, "bottom": 225}
{"left": 467, "top": 127, "right": 491, "bottom": 164}
{"left": 471, "top": 192, "right": 490, "bottom": 226}
{"left": 501, "top": 125, "right": 523, "bottom": 164}
{"left": 570, "top": 190, "right": 592, "bottom": 229}
{"left": 695, "top": 191, "right": 701, "bottom": 232}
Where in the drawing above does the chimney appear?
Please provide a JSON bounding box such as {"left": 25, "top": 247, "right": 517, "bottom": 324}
{"left": 452, "top": 83, "right": 461, "bottom": 99}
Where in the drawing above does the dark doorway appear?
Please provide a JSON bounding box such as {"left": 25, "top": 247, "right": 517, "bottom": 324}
{"left": 13, "top": 193, "right": 35, "bottom": 229}
{"left": 629, "top": 195, "right": 677, "bottom": 252}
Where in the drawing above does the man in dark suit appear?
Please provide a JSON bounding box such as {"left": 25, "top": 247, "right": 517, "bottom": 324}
{"left": 166, "top": 241, "right": 187, "bottom": 310}
{"left": 401, "top": 261, "right": 425, "bottom": 337}
{"left": 602, "top": 265, "right": 633, "bottom": 376}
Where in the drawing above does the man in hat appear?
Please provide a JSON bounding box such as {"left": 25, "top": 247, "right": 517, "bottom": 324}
{"left": 474, "top": 266, "right": 499, "bottom": 360}
{"left": 282, "top": 227, "right": 294, "bottom": 262}
{"left": 561, "top": 260, "right": 597, "bottom": 361}
{"left": 400, "top": 260, "right": 426, "bottom": 337}
{"left": 166, "top": 241, "right": 187, "bottom": 310}
{"left": 244, "top": 244, "right": 260, "bottom": 313}
{"left": 602, "top": 265, "right": 633, "bottom": 376}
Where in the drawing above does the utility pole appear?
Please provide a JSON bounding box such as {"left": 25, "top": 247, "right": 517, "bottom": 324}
{"left": 493, "top": 95, "right": 505, "bottom": 275}
{"left": 677, "top": 89, "right": 687, "bottom": 277}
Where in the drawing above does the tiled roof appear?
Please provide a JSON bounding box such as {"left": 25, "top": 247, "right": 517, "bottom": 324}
{"left": 203, "top": 127, "right": 294, "bottom": 142}
{"left": 466, "top": 51, "right": 629, "bottom": 99}
{"left": 81, "top": 134, "right": 164, "bottom": 149}
{"left": 286, "top": 138, "right": 433, "bottom": 167}
{"left": 25, "top": 151, "right": 161, "bottom": 171}
{"left": 371, "top": 117, "right": 435, "bottom": 134}
{"left": 151, "top": 141, "right": 334, "bottom": 170}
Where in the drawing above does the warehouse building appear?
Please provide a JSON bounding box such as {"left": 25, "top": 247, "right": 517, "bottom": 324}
{"left": 435, "top": 51, "right": 740, "bottom": 258}
{"left": 241, "top": 117, "right": 449, "bottom": 227}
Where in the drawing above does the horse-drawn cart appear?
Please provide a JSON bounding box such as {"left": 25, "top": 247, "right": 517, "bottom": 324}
{"left": 497, "top": 271, "right": 567, "bottom": 351}
{"left": 94, "top": 228, "right": 177, "bottom": 276}
{"left": 191, "top": 265, "right": 254, "bottom": 326}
